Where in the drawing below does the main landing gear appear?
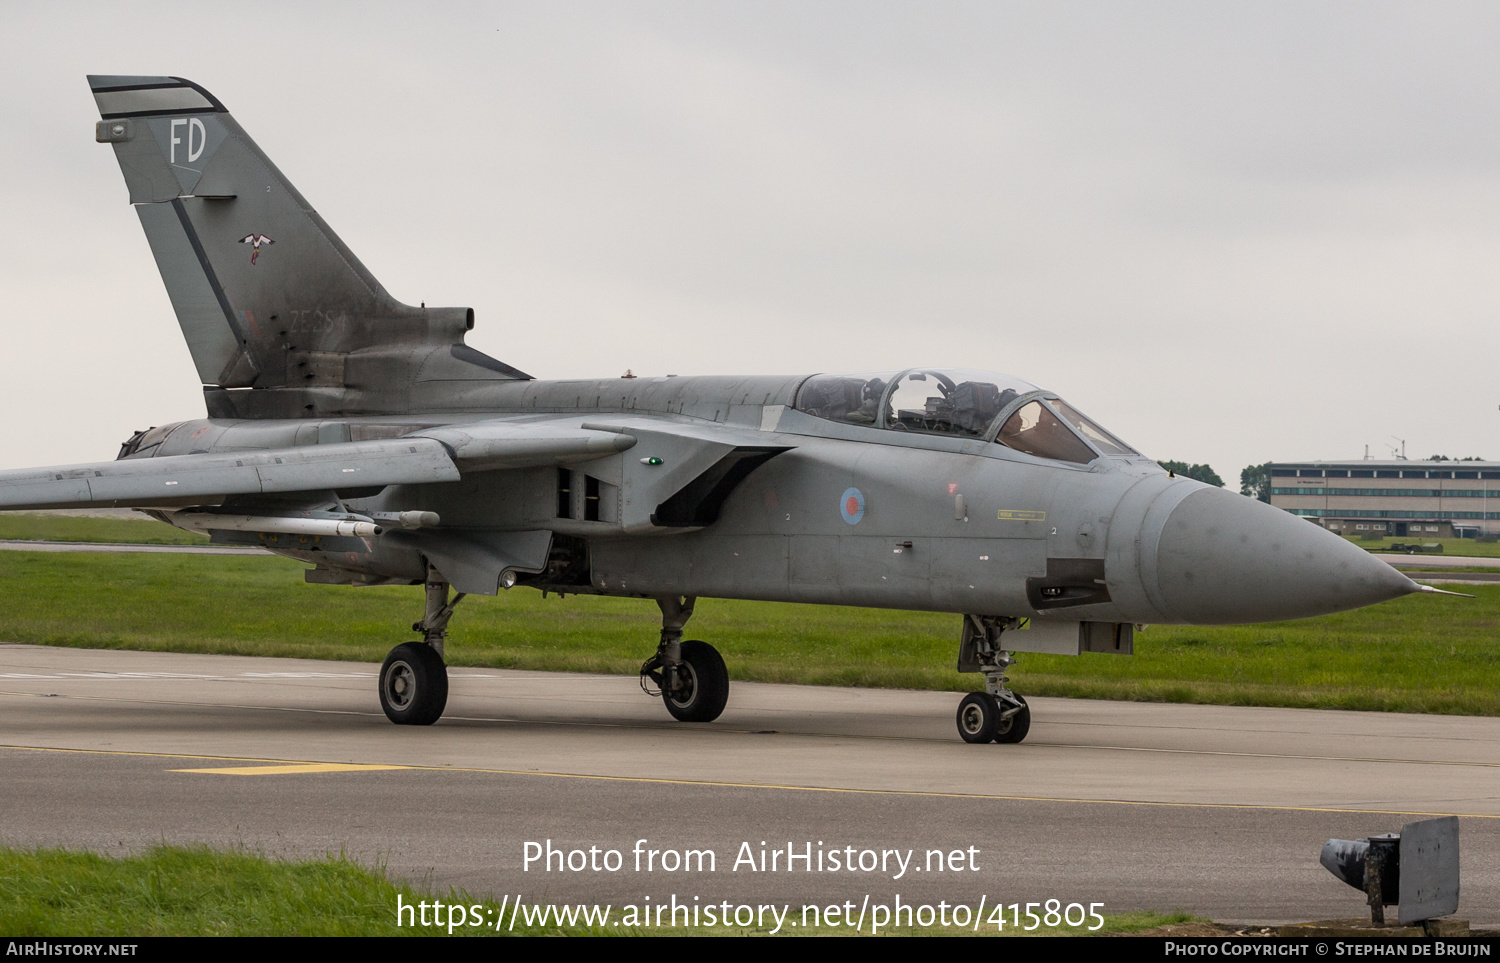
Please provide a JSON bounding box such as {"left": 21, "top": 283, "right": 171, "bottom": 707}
{"left": 640, "top": 595, "right": 729, "bottom": 722}
{"left": 955, "top": 615, "right": 1031, "bottom": 745}
{"left": 379, "top": 570, "right": 466, "bottom": 726}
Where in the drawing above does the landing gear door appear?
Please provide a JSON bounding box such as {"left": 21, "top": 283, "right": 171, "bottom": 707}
{"left": 1006, "top": 618, "right": 1083, "bottom": 655}
{"left": 987, "top": 619, "right": 1135, "bottom": 656}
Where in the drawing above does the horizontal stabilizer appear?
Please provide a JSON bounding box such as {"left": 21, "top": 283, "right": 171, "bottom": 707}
{"left": 0, "top": 439, "right": 459, "bottom": 511}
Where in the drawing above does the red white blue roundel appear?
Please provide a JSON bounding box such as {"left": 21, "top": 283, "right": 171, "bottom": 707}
{"left": 840, "top": 487, "right": 865, "bottom": 525}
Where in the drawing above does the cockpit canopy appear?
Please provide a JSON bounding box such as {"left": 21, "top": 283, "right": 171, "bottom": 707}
{"left": 794, "top": 368, "right": 1137, "bottom": 465}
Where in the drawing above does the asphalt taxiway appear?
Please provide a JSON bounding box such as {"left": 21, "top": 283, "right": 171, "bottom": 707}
{"left": 1, "top": 643, "right": 1496, "bottom": 926}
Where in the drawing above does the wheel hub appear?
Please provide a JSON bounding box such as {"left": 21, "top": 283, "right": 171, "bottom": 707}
{"left": 664, "top": 662, "right": 698, "bottom": 708}
{"left": 385, "top": 662, "right": 415, "bottom": 710}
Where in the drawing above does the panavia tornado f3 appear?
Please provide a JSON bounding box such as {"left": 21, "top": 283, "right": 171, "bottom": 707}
{"left": 0, "top": 76, "right": 1433, "bottom": 743}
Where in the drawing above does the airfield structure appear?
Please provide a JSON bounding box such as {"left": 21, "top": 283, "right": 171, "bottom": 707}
{"left": 1270, "top": 460, "right": 1500, "bottom": 538}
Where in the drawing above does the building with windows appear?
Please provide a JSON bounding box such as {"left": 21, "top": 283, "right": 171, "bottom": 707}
{"left": 1269, "top": 461, "right": 1500, "bottom": 538}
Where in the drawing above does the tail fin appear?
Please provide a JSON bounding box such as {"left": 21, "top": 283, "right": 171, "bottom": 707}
{"left": 88, "top": 75, "right": 527, "bottom": 418}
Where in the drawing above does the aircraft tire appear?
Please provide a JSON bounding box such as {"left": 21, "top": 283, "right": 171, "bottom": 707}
{"left": 379, "top": 641, "right": 448, "bottom": 726}
{"left": 956, "top": 692, "right": 1000, "bottom": 743}
{"left": 662, "top": 639, "right": 729, "bottom": 723}
{"left": 994, "top": 694, "right": 1031, "bottom": 744}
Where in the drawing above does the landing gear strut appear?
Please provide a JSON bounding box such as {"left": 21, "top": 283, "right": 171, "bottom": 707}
{"left": 640, "top": 595, "right": 729, "bottom": 722}
{"left": 955, "top": 615, "right": 1031, "bottom": 744}
{"left": 378, "top": 569, "right": 465, "bottom": 726}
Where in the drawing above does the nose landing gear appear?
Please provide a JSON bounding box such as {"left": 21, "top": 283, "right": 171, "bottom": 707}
{"left": 955, "top": 615, "right": 1031, "bottom": 744}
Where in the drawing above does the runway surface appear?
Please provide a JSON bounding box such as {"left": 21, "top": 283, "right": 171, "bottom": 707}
{"left": 1, "top": 643, "right": 1496, "bottom": 926}
{"left": 1376, "top": 553, "right": 1500, "bottom": 568}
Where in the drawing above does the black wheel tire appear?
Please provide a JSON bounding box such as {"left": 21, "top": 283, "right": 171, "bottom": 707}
{"left": 379, "top": 642, "right": 448, "bottom": 726}
{"left": 994, "top": 694, "right": 1031, "bottom": 744}
{"left": 662, "top": 639, "right": 729, "bottom": 722}
{"left": 956, "top": 692, "right": 1000, "bottom": 743}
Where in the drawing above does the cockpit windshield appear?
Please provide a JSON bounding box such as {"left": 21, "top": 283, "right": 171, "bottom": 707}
{"left": 995, "top": 400, "right": 1098, "bottom": 464}
{"left": 1048, "top": 399, "right": 1137, "bottom": 456}
{"left": 793, "top": 368, "right": 1137, "bottom": 464}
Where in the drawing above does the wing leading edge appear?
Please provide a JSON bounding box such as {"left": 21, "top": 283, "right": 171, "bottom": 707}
{"left": 0, "top": 439, "right": 460, "bottom": 511}
{"left": 0, "top": 417, "right": 788, "bottom": 542}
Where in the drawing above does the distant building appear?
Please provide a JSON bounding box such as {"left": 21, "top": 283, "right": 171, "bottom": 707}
{"left": 1268, "top": 460, "right": 1500, "bottom": 538}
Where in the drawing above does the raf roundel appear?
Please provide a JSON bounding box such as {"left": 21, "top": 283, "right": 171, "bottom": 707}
{"left": 839, "top": 487, "right": 865, "bottom": 525}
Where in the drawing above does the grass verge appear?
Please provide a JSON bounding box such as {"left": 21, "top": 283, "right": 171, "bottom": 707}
{"left": 0, "top": 513, "right": 207, "bottom": 545}
{"left": 0, "top": 845, "right": 591, "bottom": 936}
{"left": 0, "top": 845, "right": 1191, "bottom": 936}
{"left": 2, "top": 551, "right": 1498, "bottom": 715}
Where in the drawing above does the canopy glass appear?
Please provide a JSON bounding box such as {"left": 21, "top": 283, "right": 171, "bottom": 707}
{"left": 795, "top": 368, "right": 1137, "bottom": 465}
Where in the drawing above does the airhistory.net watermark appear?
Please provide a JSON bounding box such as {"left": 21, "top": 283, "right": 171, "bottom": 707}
{"left": 396, "top": 893, "right": 1106, "bottom": 934}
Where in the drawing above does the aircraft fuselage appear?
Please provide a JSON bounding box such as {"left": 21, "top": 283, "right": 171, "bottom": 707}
{"left": 120, "top": 371, "right": 1416, "bottom": 632}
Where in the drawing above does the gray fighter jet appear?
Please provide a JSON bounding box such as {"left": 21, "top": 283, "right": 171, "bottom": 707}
{"left": 0, "top": 76, "right": 1431, "bottom": 743}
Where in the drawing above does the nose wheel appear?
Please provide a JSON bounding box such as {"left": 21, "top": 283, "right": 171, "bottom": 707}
{"left": 957, "top": 692, "right": 999, "bottom": 742}
{"left": 956, "top": 692, "right": 1030, "bottom": 744}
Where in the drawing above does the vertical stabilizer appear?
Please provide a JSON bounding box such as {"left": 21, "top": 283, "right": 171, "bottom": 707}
{"left": 89, "top": 75, "right": 527, "bottom": 417}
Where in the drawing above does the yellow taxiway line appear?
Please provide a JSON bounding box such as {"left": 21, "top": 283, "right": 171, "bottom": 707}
{"left": 169, "top": 762, "right": 409, "bottom": 775}
{"left": 3, "top": 742, "right": 1497, "bottom": 819}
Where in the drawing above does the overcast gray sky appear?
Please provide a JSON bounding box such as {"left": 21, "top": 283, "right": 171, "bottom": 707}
{"left": 2, "top": 1, "right": 1497, "bottom": 480}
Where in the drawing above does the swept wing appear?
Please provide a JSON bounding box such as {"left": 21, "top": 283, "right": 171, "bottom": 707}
{"left": 0, "top": 439, "right": 461, "bottom": 511}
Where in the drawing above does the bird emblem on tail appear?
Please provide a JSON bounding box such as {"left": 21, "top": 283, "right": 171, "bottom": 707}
{"left": 238, "top": 234, "right": 274, "bottom": 265}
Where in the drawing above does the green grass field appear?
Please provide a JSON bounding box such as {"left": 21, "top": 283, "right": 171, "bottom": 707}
{"left": 1, "top": 549, "right": 1495, "bottom": 715}
{"left": 0, "top": 845, "right": 598, "bottom": 936}
{"left": 0, "top": 845, "right": 1187, "bottom": 936}
{"left": 0, "top": 512, "right": 207, "bottom": 545}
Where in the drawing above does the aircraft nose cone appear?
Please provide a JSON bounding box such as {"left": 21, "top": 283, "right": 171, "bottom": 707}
{"left": 1149, "top": 487, "right": 1419, "bottom": 624}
